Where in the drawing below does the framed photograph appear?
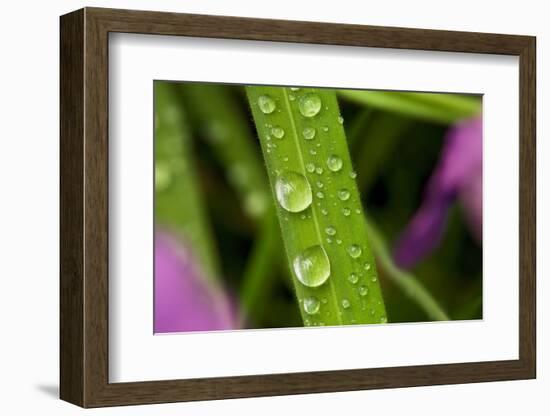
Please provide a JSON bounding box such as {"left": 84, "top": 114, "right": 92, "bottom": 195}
{"left": 60, "top": 7, "right": 536, "bottom": 407}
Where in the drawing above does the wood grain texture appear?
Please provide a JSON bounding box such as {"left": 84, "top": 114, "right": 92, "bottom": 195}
{"left": 59, "top": 8, "right": 84, "bottom": 406}
{"left": 59, "top": 7, "right": 537, "bottom": 408}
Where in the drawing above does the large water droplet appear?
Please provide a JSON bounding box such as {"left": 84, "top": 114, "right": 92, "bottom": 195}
{"left": 303, "top": 296, "right": 320, "bottom": 315}
{"left": 347, "top": 244, "right": 362, "bottom": 259}
{"left": 275, "top": 171, "right": 312, "bottom": 213}
{"left": 338, "top": 189, "right": 350, "bottom": 201}
{"left": 326, "top": 155, "right": 343, "bottom": 172}
{"left": 271, "top": 126, "right": 285, "bottom": 139}
{"left": 302, "top": 127, "right": 316, "bottom": 140}
{"left": 298, "top": 93, "right": 322, "bottom": 117}
{"left": 293, "top": 245, "right": 331, "bottom": 287}
{"left": 258, "top": 95, "right": 276, "bottom": 114}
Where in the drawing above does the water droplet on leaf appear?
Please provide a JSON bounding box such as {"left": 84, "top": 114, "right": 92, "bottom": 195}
{"left": 303, "top": 296, "right": 320, "bottom": 315}
{"left": 271, "top": 126, "right": 285, "bottom": 139}
{"left": 327, "top": 155, "right": 343, "bottom": 172}
{"left": 325, "top": 226, "right": 336, "bottom": 236}
{"left": 347, "top": 244, "right": 362, "bottom": 259}
{"left": 293, "top": 245, "right": 331, "bottom": 287}
{"left": 298, "top": 93, "right": 322, "bottom": 117}
{"left": 302, "top": 127, "right": 316, "bottom": 140}
{"left": 258, "top": 95, "right": 276, "bottom": 114}
{"left": 338, "top": 189, "right": 350, "bottom": 201}
{"left": 275, "top": 171, "right": 313, "bottom": 213}
{"left": 348, "top": 273, "right": 359, "bottom": 284}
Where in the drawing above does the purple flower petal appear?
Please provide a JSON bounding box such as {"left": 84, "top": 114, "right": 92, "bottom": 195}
{"left": 394, "top": 117, "right": 482, "bottom": 268}
{"left": 154, "top": 231, "right": 239, "bottom": 333}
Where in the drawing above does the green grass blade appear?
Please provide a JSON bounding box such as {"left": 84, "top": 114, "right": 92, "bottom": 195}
{"left": 364, "top": 217, "right": 449, "bottom": 321}
{"left": 155, "top": 82, "right": 221, "bottom": 280}
{"left": 246, "top": 86, "right": 387, "bottom": 326}
{"left": 339, "top": 89, "right": 481, "bottom": 124}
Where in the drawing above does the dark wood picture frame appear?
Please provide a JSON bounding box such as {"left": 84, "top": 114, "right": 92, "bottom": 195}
{"left": 60, "top": 7, "right": 536, "bottom": 408}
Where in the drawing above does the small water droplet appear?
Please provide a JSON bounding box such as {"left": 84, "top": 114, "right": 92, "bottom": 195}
{"left": 316, "top": 181, "right": 324, "bottom": 188}
{"left": 336, "top": 239, "right": 342, "bottom": 245}
{"left": 380, "top": 316, "right": 388, "bottom": 324}
{"left": 349, "top": 170, "right": 357, "bottom": 179}
{"left": 293, "top": 245, "right": 331, "bottom": 287}
{"left": 325, "top": 226, "right": 336, "bottom": 236}
{"left": 316, "top": 191, "right": 324, "bottom": 199}
{"left": 348, "top": 273, "right": 359, "bottom": 284}
{"left": 298, "top": 93, "right": 322, "bottom": 117}
{"left": 359, "top": 285, "right": 369, "bottom": 296}
{"left": 355, "top": 208, "right": 361, "bottom": 214}
{"left": 321, "top": 208, "right": 328, "bottom": 216}
{"left": 323, "top": 126, "right": 329, "bottom": 132}
{"left": 326, "top": 155, "right": 343, "bottom": 172}
{"left": 271, "top": 126, "right": 285, "bottom": 139}
{"left": 283, "top": 156, "right": 289, "bottom": 162}
{"left": 310, "top": 149, "right": 317, "bottom": 155}
{"left": 303, "top": 296, "right": 320, "bottom": 315}
{"left": 289, "top": 94, "right": 296, "bottom": 101}
{"left": 321, "top": 297, "right": 328, "bottom": 304}
{"left": 290, "top": 87, "right": 300, "bottom": 91}
{"left": 371, "top": 276, "right": 378, "bottom": 282}
{"left": 326, "top": 237, "right": 333, "bottom": 244}
{"left": 275, "top": 170, "right": 313, "bottom": 213}
{"left": 337, "top": 189, "right": 350, "bottom": 201}
{"left": 342, "top": 207, "right": 351, "bottom": 216}
{"left": 338, "top": 115, "right": 344, "bottom": 124}
{"left": 342, "top": 299, "right": 351, "bottom": 309}
{"left": 258, "top": 95, "right": 276, "bottom": 114}
{"left": 315, "top": 167, "right": 324, "bottom": 175}
{"left": 364, "top": 262, "right": 372, "bottom": 271}
{"left": 306, "top": 163, "right": 315, "bottom": 173}
{"left": 348, "top": 244, "right": 362, "bottom": 259}
{"left": 302, "top": 127, "right": 316, "bottom": 140}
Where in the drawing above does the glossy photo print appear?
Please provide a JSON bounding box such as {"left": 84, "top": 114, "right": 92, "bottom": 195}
{"left": 154, "top": 81, "right": 482, "bottom": 334}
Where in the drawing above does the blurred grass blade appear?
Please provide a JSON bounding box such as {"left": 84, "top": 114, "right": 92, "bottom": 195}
{"left": 155, "top": 82, "right": 221, "bottom": 280}
{"left": 246, "top": 86, "right": 387, "bottom": 326}
{"left": 179, "top": 83, "right": 281, "bottom": 322}
{"left": 339, "top": 89, "right": 481, "bottom": 124}
{"left": 364, "top": 216, "right": 449, "bottom": 321}
{"left": 240, "top": 210, "right": 282, "bottom": 324}
{"left": 352, "top": 112, "right": 411, "bottom": 191}
{"left": 179, "top": 83, "right": 270, "bottom": 220}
